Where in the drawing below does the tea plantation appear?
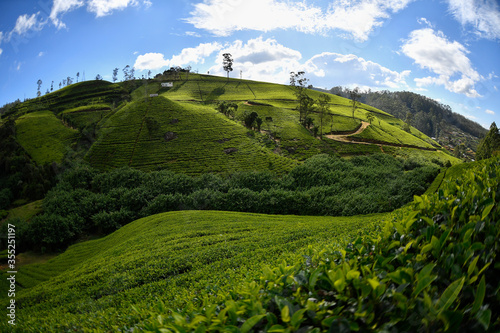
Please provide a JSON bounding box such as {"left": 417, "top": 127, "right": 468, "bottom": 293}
{"left": 0, "top": 156, "right": 498, "bottom": 332}
{"left": 1, "top": 74, "right": 480, "bottom": 332}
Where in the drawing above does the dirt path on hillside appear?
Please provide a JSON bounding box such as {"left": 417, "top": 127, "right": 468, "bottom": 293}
{"left": 325, "top": 121, "right": 371, "bottom": 143}
{"left": 325, "top": 121, "right": 437, "bottom": 152}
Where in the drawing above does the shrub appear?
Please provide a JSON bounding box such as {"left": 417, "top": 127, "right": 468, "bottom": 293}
{"left": 139, "top": 157, "right": 500, "bottom": 332}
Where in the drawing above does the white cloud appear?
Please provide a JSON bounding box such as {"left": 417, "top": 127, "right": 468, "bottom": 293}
{"left": 186, "top": 0, "right": 413, "bottom": 41}
{"left": 203, "top": 37, "right": 409, "bottom": 91}
{"left": 10, "top": 13, "right": 44, "bottom": 37}
{"left": 0, "top": 49, "right": 3, "bottom": 56}
{"left": 304, "top": 52, "right": 410, "bottom": 90}
{"left": 185, "top": 31, "right": 202, "bottom": 37}
{"left": 169, "top": 42, "right": 223, "bottom": 66}
{"left": 206, "top": 37, "right": 303, "bottom": 83}
{"left": 49, "top": 0, "right": 151, "bottom": 28}
{"left": 38, "top": 51, "right": 45, "bottom": 57}
{"left": 401, "top": 28, "right": 481, "bottom": 97}
{"left": 134, "top": 42, "right": 222, "bottom": 70}
{"left": 50, "top": 0, "right": 85, "bottom": 29}
{"left": 417, "top": 17, "right": 433, "bottom": 27}
{"left": 446, "top": 0, "right": 500, "bottom": 39}
{"left": 87, "top": 0, "right": 139, "bottom": 17}
{"left": 136, "top": 37, "right": 411, "bottom": 92}
{"left": 486, "top": 109, "right": 495, "bottom": 115}
{"left": 464, "top": 114, "right": 477, "bottom": 120}
{"left": 134, "top": 52, "right": 169, "bottom": 70}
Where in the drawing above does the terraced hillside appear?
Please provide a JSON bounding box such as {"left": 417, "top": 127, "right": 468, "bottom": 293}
{"left": 15, "top": 111, "right": 79, "bottom": 165}
{"left": 0, "top": 210, "right": 384, "bottom": 331}
{"left": 93, "top": 74, "right": 456, "bottom": 169}
{"left": 1, "top": 75, "right": 460, "bottom": 174}
{"left": 86, "top": 97, "right": 298, "bottom": 173}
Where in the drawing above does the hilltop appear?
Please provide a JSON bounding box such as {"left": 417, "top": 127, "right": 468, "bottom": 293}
{"left": 0, "top": 74, "right": 462, "bottom": 209}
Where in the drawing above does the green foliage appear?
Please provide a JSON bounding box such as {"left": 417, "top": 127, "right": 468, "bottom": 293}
{"left": 136, "top": 156, "right": 500, "bottom": 332}
{"left": 87, "top": 97, "right": 297, "bottom": 173}
{"left": 476, "top": 122, "right": 500, "bottom": 160}
{"left": 15, "top": 111, "right": 79, "bottom": 165}
{"left": 0, "top": 211, "right": 382, "bottom": 332}
{"left": 20, "top": 154, "right": 438, "bottom": 252}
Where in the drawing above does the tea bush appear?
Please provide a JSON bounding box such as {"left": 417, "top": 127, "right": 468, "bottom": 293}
{"left": 137, "top": 156, "right": 500, "bottom": 332}
{"left": 15, "top": 154, "right": 439, "bottom": 252}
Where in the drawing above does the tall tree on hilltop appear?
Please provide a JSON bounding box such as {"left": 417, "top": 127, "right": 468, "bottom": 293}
{"left": 476, "top": 122, "right": 500, "bottom": 160}
{"left": 76, "top": 72, "right": 80, "bottom": 83}
{"left": 112, "top": 68, "right": 119, "bottom": 83}
{"left": 37, "top": 79, "right": 42, "bottom": 97}
{"left": 50, "top": 81, "right": 54, "bottom": 92}
{"left": 123, "top": 65, "right": 130, "bottom": 81}
{"left": 348, "top": 87, "right": 361, "bottom": 119}
{"left": 222, "top": 53, "right": 233, "bottom": 79}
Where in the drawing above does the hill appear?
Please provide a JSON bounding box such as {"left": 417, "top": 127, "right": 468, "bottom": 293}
{"left": 0, "top": 210, "right": 384, "bottom": 331}
{"left": 0, "top": 75, "right": 461, "bottom": 208}
{"left": 1, "top": 156, "right": 498, "bottom": 331}
{"left": 324, "top": 87, "right": 487, "bottom": 160}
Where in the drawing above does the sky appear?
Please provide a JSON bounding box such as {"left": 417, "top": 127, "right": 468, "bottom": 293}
{"left": 0, "top": 0, "right": 499, "bottom": 129}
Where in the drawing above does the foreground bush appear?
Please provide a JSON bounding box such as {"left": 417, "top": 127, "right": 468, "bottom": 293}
{"left": 138, "top": 157, "right": 499, "bottom": 332}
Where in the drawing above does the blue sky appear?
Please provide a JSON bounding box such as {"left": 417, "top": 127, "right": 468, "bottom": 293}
{"left": 0, "top": 0, "right": 499, "bottom": 129}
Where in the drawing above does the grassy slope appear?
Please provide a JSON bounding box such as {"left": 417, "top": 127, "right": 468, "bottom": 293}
{"left": 15, "top": 111, "right": 79, "bottom": 165}
{"left": 86, "top": 97, "right": 298, "bottom": 173}
{"left": 4, "top": 75, "right": 459, "bottom": 170}
{"left": 11, "top": 80, "right": 126, "bottom": 116}
{"left": 0, "top": 210, "right": 385, "bottom": 331}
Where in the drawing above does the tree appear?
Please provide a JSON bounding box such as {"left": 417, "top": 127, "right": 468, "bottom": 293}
{"left": 76, "top": 72, "right": 80, "bottom": 83}
{"left": 66, "top": 77, "right": 73, "bottom": 86}
{"left": 216, "top": 101, "right": 238, "bottom": 118}
{"left": 404, "top": 112, "right": 413, "bottom": 132}
{"left": 50, "top": 81, "right": 54, "bottom": 92}
{"left": 59, "top": 82, "right": 62, "bottom": 89}
{"left": 348, "top": 87, "right": 361, "bottom": 119}
{"left": 290, "top": 71, "right": 314, "bottom": 125}
{"left": 123, "top": 65, "right": 130, "bottom": 81}
{"left": 256, "top": 117, "right": 263, "bottom": 132}
{"left": 243, "top": 111, "right": 259, "bottom": 129}
{"left": 112, "top": 68, "right": 119, "bottom": 83}
{"left": 222, "top": 53, "right": 233, "bottom": 79}
{"left": 36, "top": 79, "right": 42, "bottom": 97}
{"left": 366, "top": 113, "right": 375, "bottom": 124}
{"left": 476, "top": 122, "right": 500, "bottom": 160}
{"left": 317, "top": 94, "right": 331, "bottom": 138}
{"left": 95, "top": 74, "right": 103, "bottom": 80}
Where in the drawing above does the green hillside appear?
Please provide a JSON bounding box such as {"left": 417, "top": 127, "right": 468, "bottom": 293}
{"left": 15, "top": 111, "right": 79, "bottom": 165}
{"left": 1, "top": 75, "right": 460, "bottom": 176}
{"left": 1, "top": 157, "right": 498, "bottom": 332}
{"left": 86, "top": 96, "right": 298, "bottom": 173}
{"left": 0, "top": 210, "right": 384, "bottom": 331}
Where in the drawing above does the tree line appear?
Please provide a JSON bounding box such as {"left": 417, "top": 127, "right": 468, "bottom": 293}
{"left": 2, "top": 153, "right": 440, "bottom": 252}
{"left": 327, "top": 87, "right": 486, "bottom": 139}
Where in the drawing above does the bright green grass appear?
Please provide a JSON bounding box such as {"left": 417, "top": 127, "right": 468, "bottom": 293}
{"left": 86, "top": 97, "right": 298, "bottom": 173}
{"left": 0, "top": 210, "right": 386, "bottom": 331}
{"left": 15, "top": 111, "right": 79, "bottom": 165}
{"left": 12, "top": 80, "right": 126, "bottom": 117}
{"left": 61, "top": 104, "right": 112, "bottom": 129}
{"left": 4, "top": 200, "right": 43, "bottom": 221}
{"left": 352, "top": 116, "right": 436, "bottom": 149}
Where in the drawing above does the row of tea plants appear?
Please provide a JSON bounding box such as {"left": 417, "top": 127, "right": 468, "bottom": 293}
{"left": 138, "top": 156, "right": 499, "bottom": 332}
